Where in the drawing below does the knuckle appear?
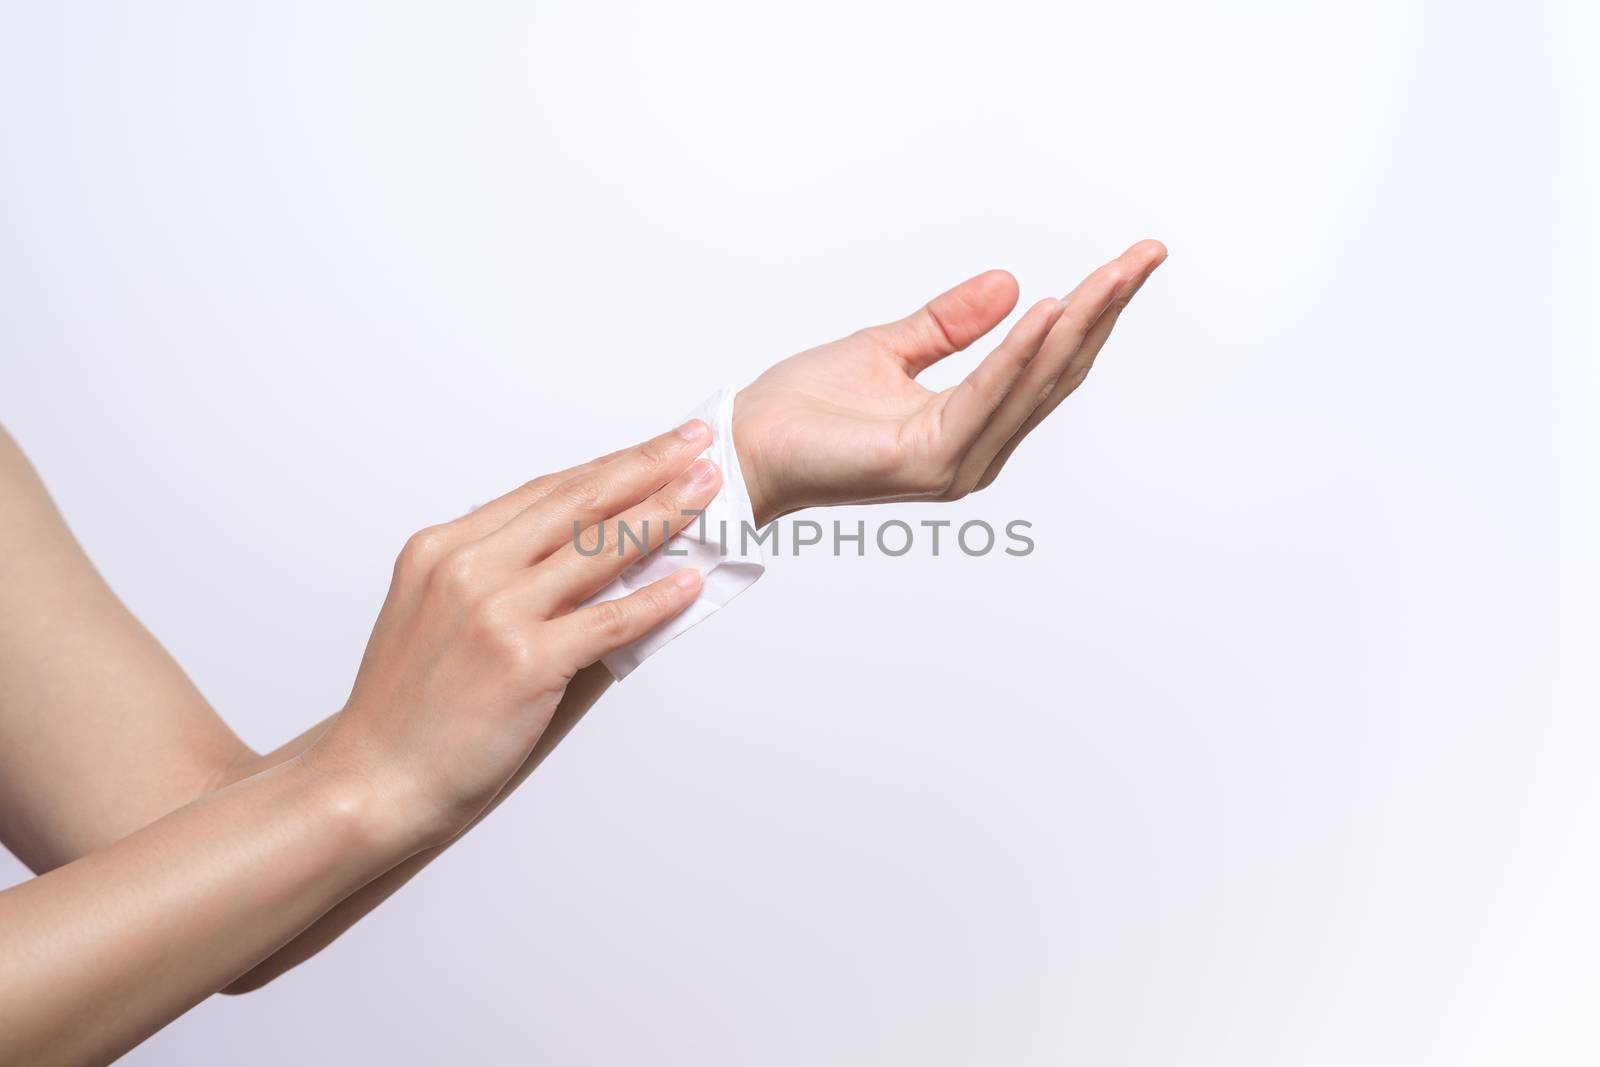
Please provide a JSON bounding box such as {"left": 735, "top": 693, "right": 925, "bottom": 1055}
{"left": 633, "top": 493, "right": 678, "bottom": 537}
{"left": 644, "top": 586, "right": 679, "bottom": 618}
{"left": 1034, "top": 376, "right": 1063, "bottom": 410}
{"left": 920, "top": 304, "right": 960, "bottom": 352}
{"left": 555, "top": 475, "right": 604, "bottom": 512}
{"left": 573, "top": 522, "right": 606, "bottom": 556}
{"left": 433, "top": 545, "right": 482, "bottom": 599}
{"left": 397, "top": 525, "right": 451, "bottom": 577}
{"left": 519, "top": 473, "right": 558, "bottom": 502}
{"left": 661, "top": 480, "right": 693, "bottom": 514}
{"left": 591, "top": 599, "right": 632, "bottom": 641}
{"left": 636, "top": 438, "right": 675, "bottom": 472}
{"left": 466, "top": 594, "right": 509, "bottom": 641}
{"left": 468, "top": 595, "right": 533, "bottom": 667}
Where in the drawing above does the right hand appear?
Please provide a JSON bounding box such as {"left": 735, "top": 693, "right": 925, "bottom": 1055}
{"left": 732, "top": 241, "right": 1167, "bottom": 524}
{"left": 309, "top": 420, "right": 723, "bottom": 853}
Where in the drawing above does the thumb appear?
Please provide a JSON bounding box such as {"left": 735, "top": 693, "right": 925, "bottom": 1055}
{"left": 867, "top": 269, "right": 1020, "bottom": 376}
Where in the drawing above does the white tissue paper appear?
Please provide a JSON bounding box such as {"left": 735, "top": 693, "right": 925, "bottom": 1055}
{"left": 583, "top": 386, "right": 766, "bottom": 680}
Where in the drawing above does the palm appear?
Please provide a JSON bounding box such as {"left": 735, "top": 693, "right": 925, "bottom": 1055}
{"left": 733, "top": 241, "right": 1167, "bottom": 524}
{"left": 736, "top": 332, "right": 942, "bottom": 509}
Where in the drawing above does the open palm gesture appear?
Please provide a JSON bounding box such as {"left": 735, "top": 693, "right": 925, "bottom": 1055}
{"left": 733, "top": 240, "right": 1167, "bottom": 524}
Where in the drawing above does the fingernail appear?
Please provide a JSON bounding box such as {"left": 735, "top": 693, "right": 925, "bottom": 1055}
{"left": 676, "top": 419, "right": 708, "bottom": 442}
{"left": 672, "top": 568, "right": 702, "bottom": 590}
{"left": 688, "top": 458, "right": 717, "bottom": 484}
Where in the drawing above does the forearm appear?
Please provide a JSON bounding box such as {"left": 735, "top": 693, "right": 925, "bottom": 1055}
{"left": 234, "top": 406, "right": 781, "bottom": 990}
{"left": 0, "top": 753, "right": 409, "bottom": 1067}
{"left": 2, "top": 604, "right": 616, "bottom": 1004}
{"left": 223, "top": 662, "right": 613, "bottom": 993}
{"left": 0, "top": 418, "right": 679, "bottom": 1001}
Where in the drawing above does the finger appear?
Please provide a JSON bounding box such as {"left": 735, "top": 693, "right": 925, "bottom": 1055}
{"left": 395, "top": 446, "right": 636, "bottom": 584}
{"left": 862, "top": 269, "right": 1020, "bottom": 376}
{"left": 518, "top": 458, "right": 723, "bottom": 615}
{"left": 974, "top": 242, "right": 1167, "bottom": 491}
{"left": 428, "top": 442, "right": 651, "bottom": 565}
{"left": 955, "top": 240, "right": 1166, "bottom": 491}
{"left": 456, "top": 448, "right": 626, "bottom": 533}
{"left": 934, "top": 296, "right": 1066, "bottom": 448}
{"left": 467, "top": 421, "right": 706, "bottom": 539}
{"left": 471, "top": 420, "right": 711, "bottom": 571}
{"left": 550, "top": 568, "right": 703, "bottom": 671}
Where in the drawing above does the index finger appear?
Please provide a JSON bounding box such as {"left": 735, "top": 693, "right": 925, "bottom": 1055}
{"left": 451, "top": 420, "right": 705, "bottom": 545}
{"left": 472, "top": 420, "right": 712, "bottom": 571}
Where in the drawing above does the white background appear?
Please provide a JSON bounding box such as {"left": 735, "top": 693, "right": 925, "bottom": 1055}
{"left": 3, "top": 1, "right": 1597, "bottom": 1063}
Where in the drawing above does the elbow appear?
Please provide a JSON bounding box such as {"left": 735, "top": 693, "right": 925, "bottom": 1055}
{"left": 219, "top": 967, "right": 277, "bottom": 996}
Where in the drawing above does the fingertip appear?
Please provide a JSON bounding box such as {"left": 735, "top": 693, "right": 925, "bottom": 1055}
{"left": 1127, "top": 238, "right": 1169, "bottom": 267}
{"left": 959, "top": 268, "right": 1021, "bottom": 319}
{"left": 1033, "top": 294, "right": 1070, "bottom": 330}
{"left": 671, "top": 567, "right": 702, "bottom": 592}
{"left": 979, "top": 267, "right": 1019, "bottom": 296}
{"left": 675, "top": 418, "right": 710, "bottom": 442}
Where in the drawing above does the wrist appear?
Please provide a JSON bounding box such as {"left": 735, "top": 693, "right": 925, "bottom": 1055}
{"left": 294, "top": 737, "right": 439, "bottom": 863}
{"left": 732, "top": 386, "right": 782, "bottom": 527}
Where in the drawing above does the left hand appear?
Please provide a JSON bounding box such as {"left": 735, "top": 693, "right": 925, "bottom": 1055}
{"left": 733, "top": 240, "right": 1167, "bottom": 525}
{"left": 313, "top": 421, "right": 720, "bottom": 852}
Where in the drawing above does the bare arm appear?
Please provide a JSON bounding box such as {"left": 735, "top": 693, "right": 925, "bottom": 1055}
{"left": 0, "top": 420, "right": 722, "bottom": 1061}
{"left": 0, "top": 751, "right": 402, "bottom": 1066}
{"left": 0, "top": 424, "right": 617, "bottom": 994}
{"left": 219, "top": 663, "right": 610, "bottom": 991}
{"left": 0, "top": 424, "right": 252, "bottom": 870}
{"left": 0, "top": 241, "right": 1165, "bottom": 1034}
{"left": 210, "top": 238, "right": 1170, "bottom": 989}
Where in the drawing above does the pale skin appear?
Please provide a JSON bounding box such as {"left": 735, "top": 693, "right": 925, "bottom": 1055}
{"left": 0, "top": 241, "right": 1164, "bottom": 1065}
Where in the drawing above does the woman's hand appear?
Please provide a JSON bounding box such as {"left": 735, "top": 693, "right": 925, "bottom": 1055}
{"left": 0, "top": 417, "right": 727, "bottom": 1063}
{"left": 309, "top": 421, "right": 723, "bottom": 852}
{"left": 732, "top": 240, "right": 1166, "bottom": 525}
